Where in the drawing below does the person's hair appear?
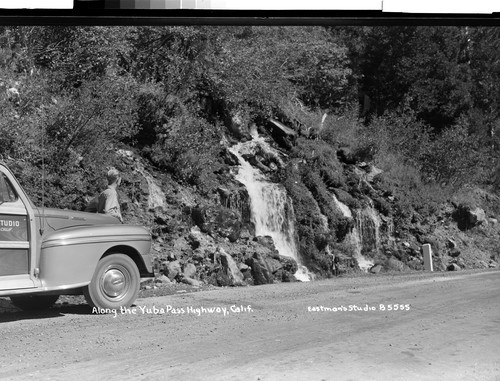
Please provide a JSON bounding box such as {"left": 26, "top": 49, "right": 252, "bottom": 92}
{"left": 107, "top": 168, "right": 120, "bottom": 185}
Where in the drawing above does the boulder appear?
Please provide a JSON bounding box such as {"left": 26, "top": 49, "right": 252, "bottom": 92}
{"left": 216, "top": 185, "right": 251, "bottom": 223}
{"left": 274, "top": 255, "right": 298, "bottom": 282}
{"left": 449, "top": 248, "right": 461, "bottom": 258}
{"left": 164, "top": 260, "right": 182, "bottom": 280}
{"left": 183, "top": 263, "right": 197, "bottom": 278}
{"left": 447, "top": 263, "right": 461, "bottom": 271}
{"left": 181, "top": 276, "right": 202, "bottom": 287}
{"left": 385, "top": 257, "right": 408, "bottom": 272}
{"left": 238, "top": 263, "right": 250, "bottom": 272}
{"left": 457, "top": 258, "right": 466, "bottom": 268}
{"left": 222, "top": 148, "right": 240, "bottom": 166}
{"left": 242, "top": 153, "right": 271, "bottom": 173}
{"left": 218, "top": 248, "right": 245, "bottom": 286}
{"left": 370, "top": 264, "right": 382, "bottom": 274}
{"left": 407, "top": 259, "right": 424, "bottom": 271}
{"left": 228, "top": 111, "right": 252, "bottom": 140}
{"left": 187, "top": 227, "right": 217, "bottom": 253}
{"left": 192, "top": 206, "right": 242, "bottom": 243}
{"left": 267, "top": 119, "right": 297, "bottom": 149}
{"left": 452, "top": 205, "right": 487, "bottom": 231}
{"left": 479, "top": 260, "right": 489, "bottom": 268}
{"left": 469, "top": 207, "right": 486, "bottom": 226}
{"left": 365, "top": 165, "right": 383, "bottom": 182}
{"left": 447, "top": 239, "right": 457, "bottom": 249}
{"left": 253, "top": 236, "right": 277, "bottom": 253}
{"left": 155, "top": 274, "right": 171, "bottom": 285}
{"left": 247, "top": 252, "right": 274, "bottom": 285}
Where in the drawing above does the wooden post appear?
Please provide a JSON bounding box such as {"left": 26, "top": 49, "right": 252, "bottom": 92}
{"left": 422, "top": 244, "right": 433, "bottom": 271}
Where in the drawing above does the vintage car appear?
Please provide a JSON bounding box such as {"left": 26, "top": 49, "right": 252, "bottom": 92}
{"left": 0, "top": 162, "right": 154, "bottom": 311}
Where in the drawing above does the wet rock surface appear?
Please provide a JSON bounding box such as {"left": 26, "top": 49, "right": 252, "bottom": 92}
{"left": 116, "top": 129, "right": 500, "bottom": 289}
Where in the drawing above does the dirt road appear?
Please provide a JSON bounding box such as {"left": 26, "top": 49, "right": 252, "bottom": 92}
{"left": 0, "top": 270, "right": 499, "bottom": 381}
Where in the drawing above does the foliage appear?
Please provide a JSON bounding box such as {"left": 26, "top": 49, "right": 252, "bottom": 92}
{"left": 149, "top": 113, "right": 224, "bottom": 193}
{"left": 0, "top": 25, "right": 499, "bottom": 276}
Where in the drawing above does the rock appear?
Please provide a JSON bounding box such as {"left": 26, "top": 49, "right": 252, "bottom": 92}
{"left": 267, "top": 119, "right": 297, "bottom": 149}
{"left": 457, "top": 258, "right": 466, "bottom": 268}
{"left": 365, "top": 165, "right": 383, "bottom": 182}
{"left": 187, "top": 226, "right": 214, "bottom": 249}
{"left": 228, "top": 111, "right": 252, "bottom": 140}
{"left": 273, "top": 261, "right": 298, "bottom": 282}
{"left": 469, "top": 207, "right": 486, "bottom": 226}
{"left": 238, "top": 263, "right": 250, "bottom": 271}
{"left": 192, "top": 249, "right": 206, "bottom": 262}
{"left": 449, "top": 248, "right": 461, "bottom": 258}
{"left": 334, "top": 188, "right": 357, "bottom": 209}
{"left": 489, "top": 261, "right": 498, "bottom": 268}
{"left": 216, "top": 185, "right": 251, "bottom": 222}
{"left": 447, "top": 239, "right": 457, "bottom": 249}
{"left": 407, "top": 259, "right": 424, "bottom": 271}
{"left": 247, "top": 252, "right": 274, "bottom": 285}
{"left": 254, "top": 236, "right": 277, "bottom": 253}
{"left": 242, "top": 153, "right": 272, "bottom": 173}
{"left": 337, "top": 147, "right": 357, "bottom": 165}
{"left": 278, "top": 255, "right": 298, "bottom": 278}
{"left": 164, "top": 260, "right": 182, "bottom": 280}
{"left": 386, "top": 257, "right": 408, "bottom": 272}
{"left": 187, "top": 227, "right": 218, "bottom": 257}
{"left": 218, "top": 248, "right": 245, "bottom": 286}
{"left": 181, "top": 277, "right": 202, "bottom": 287}
{"left": 265, "top": 257, "right": 283, "bottom": 274}
{"left": 452, "top": 205, "right": 487, "bottom": 231}
{"left": 370, "top": 264, "right": 382, "bottom": 274}
{"left": 192, "top": 206, "right": 242, "bottom": 243}
{"left": 155, "top": 274, "right": 171, "bottom": 285}
{"left": 183, "top": 263, "right": 197, "bottom": 278}
{"left": 479, "top": 260, "right": 489, "bottom": 268}
{"left": 222, "top": 148, "right": 240, "bottom": 166}
{"left": 447, "top": 263, "right": 461, "bottom": 271}
{"left": 239, "top": 227, "right": 253, "bottom": 241}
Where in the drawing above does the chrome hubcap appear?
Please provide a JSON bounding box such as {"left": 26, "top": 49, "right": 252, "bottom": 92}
{"left": 101, "top": 267, "right": 129, "bottom": 299}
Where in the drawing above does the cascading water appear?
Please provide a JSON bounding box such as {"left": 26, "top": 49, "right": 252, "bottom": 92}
{"left": 136, "top": 163, "right": 166, "bottom": 210}
{"left": 117, "top": 149, "right": 166, "bottom": 210}
{"left": 229, "top": 131, "right": 311, "bottom": 282}
{"left": 332, "top": 195, "right": 375, "bottom": 272}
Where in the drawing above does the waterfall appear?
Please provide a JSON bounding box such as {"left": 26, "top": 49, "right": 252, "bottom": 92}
{"left": 135, "top": 162, "right": 166, "bottom": 210}
{"left": 332, "top": 195, "right": 375, "bottom": 272}
{"left": 229, "top": 132, "right": 311, "bottom": 282}
{"left": 117, "top": 149, "right": 166, "bottom": 210}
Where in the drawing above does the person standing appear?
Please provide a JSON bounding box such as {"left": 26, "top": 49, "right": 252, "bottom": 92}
{"left": 97, "top": 167, "right": 123, "bottom": 223}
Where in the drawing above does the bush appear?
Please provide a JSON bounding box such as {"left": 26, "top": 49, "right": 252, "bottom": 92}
{"left": 150, "top": 114, "right": 224, "bottom": 193}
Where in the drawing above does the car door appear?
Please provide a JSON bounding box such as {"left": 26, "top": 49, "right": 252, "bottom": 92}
{"left": 0, "top": 171, "right": 36, "bottom": 290}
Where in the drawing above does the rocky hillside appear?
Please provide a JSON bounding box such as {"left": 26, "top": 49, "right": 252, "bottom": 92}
{"left": 112, "top": 119, "right": 500, "bottom": 289}
{"left": 2, "top": 26, "right": 500, "bottom": 288}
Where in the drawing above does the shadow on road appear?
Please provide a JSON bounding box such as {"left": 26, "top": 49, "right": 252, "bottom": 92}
{"left": 0, "top": 299, "right": 93, "bottom": 323}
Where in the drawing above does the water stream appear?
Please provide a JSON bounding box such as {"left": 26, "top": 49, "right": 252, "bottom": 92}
{"left": 332, "top": 195, "right": 376, "bottom": 272}
{"left": 229, "top": 132, "right": 311, "bottom": 281}
{"left": 117, "top": 149, "right": 166, "bottom": 210}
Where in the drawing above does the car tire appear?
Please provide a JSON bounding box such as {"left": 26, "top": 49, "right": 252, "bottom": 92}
{"left": 10, "top": 294, "right": 59, "bottom": 311}
{"left": 84, "top": 253, "right": 140, "bottom": 310}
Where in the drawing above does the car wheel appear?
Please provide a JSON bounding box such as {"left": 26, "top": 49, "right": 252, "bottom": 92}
{"left": 84, "top": 254, "right": 140, "bottom": 310}
{"left": 10, "top": 294, "right": 59, "bottom": 311}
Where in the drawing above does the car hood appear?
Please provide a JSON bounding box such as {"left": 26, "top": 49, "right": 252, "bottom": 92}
{"left": 34, "top": 207, "right": 120, "bottom": 232}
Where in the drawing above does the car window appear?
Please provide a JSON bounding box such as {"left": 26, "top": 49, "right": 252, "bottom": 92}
{"left": 0, "top": 173, "right": 18, "bottom": 203}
